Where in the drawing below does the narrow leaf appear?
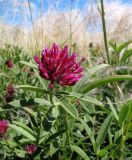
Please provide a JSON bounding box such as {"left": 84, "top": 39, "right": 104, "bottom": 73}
{"left": 120, "top": 49, "right": 132, "bottom": 63}
{"left": 81, "top": 75, "right": 132, "bottom": 93}
{"left": 9, "top": 124, "right": 36, "bottom": 141}
{"left": 73, "top": 64, "right": 109, "bottom": 92}
{"left": 119, "top": 101, "right": 132, "bottom": 126}
{"left": 70, "top": 92, "right": 104, "bottom": 107}
{"left": 19, "top": 61, "right": 37, "bottom": 69}
{"left": 71, "top": 145, "right": 90, "bottom": 160}
{"left": 107, "top": 97, "right": 119, "bottom": 121}
{"left": 16, "top": 85, "right": 48, "bottom": 93}
{"left": 96, "top": 115, "right": 112, "bottom": 150}
{"left": 56, "top": 98, "right": 78, "bottom": 119}
{"left": 13, "top": 121, "right": 36, "bottom": 137}
{"left": 79, "top": 118, "right": 95, "bottom": 145}
{"left": 45, "top": 129, "right": 65, "bottom": 143}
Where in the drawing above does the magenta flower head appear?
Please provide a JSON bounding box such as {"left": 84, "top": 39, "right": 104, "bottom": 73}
{"left": 0, "top": 120, "right": 8, "bottom": 136}
{"left": 5, "top": 85, "right": 14, "bottom": 103}
{"left": 5, "top": 60, "right": 14, "bottom": 68}
{"left": 25, "top": 144, "right": 37, "bottom": 155}
{"left": 34, "top": 43, "right": 84, "bottom": 88}
{"left": 7, "top": 85, "right": 14, "bottom": 95}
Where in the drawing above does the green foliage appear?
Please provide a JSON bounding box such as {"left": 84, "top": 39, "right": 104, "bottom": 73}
{"left": 0, "top": 41, "right": 131, "bottom": 160}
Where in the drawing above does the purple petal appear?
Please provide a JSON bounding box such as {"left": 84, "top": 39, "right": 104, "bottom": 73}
{"left": 34, "top": 55, "right": 41, "bottom": 64}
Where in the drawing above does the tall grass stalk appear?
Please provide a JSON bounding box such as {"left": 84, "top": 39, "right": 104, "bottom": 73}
{"left": 69, "top": 0, "right": 73, "bottom": 52}
{"left": 40, "top": 0, "right": 44, "bottom": 48}
{"left": 27, "top": 0, "right": 38, "bottom": 52}
{"left": 100, "top": 0, "right": 110, "bottom": 64}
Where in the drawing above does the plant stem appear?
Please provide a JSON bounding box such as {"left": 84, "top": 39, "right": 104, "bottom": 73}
{"left": 100, "top": 0, "right": 110, "bottom": 64}
{"left": 65, "top": 113, "right": 70, "bottom": 146}
{"left": 27, "top": 0, "right": 38, "bottom": 52}
{"left": 69, "top": 0, "right": 73, "bottom": 53}
{"left": 49, "top": 92, "right": 54, "bottom": 105}
{"left": 120, "top": 112, "right": 132, "bottom": 160}
{"left": 40, "top": 0, "right": 44, "bottom": 48}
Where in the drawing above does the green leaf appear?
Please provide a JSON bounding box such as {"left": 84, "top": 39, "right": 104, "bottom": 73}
{"left": 119, "top": 101, "right": 132, "bottom": 126}
{"left": 119, "top": 106, "right": 128, "bottom": 126}
{"left": 7, "top": 99, "right": 37, "bottom": 108}
{"left": 56, "top": 98, "right": 78, "bottom": 119}
{"left": 126, "top": 101, "right": 132, "bottom": 122}
{"left": 102, "top": 144, "right": 116, "bottom": 151}
{"left": 0, "top": 72, "right": 8, "bottom": 77}
{"left": 79, "top": 118, "right": 95, "bottom": 145}
{"left": 109, "top": 41, "right": 117, "bottom": 51}
{"left": 9, "top": 124, "right": 36, "bottom": 141}
{"left": 16, "top": 85, "right": 48, "bottom": 93}
{"left": 96, "top": 114, "right": 112, "bottom": 150}
{"left": 73, "top": 64, "right": 109, "bottom": 92}
{"left": 120, "top": 49, "right": 132, "bottom": 63}
{"left": 97, "top": 149, "right": 109, "bottom": 157}
{"left": 107, "top": 97, "right": 119, "bottom": 121}
{"left": 114, "top": 130, "right": 122, "bottom": 143}
{"left": 7, "top": 98, "right": 51, "bottom": 109}
{"left": 71, "top": 145, "right": 90, "bottom": 160}
{"left": 42, "top": 107, "right": 57, "bottom": 131}
{"left": 7, "top": 141, "right": 17, "bottom": 148}
{"left": 33, "top": 68, "right": 48, "bottom": 90}
{"left": 49, "top": 142, "right": 58, "bottom": 156}
{"left": 45, "top": 129, "right": 65, "bottom": 143}
{"left": 13, "top": 121, "right": 36, "bottom": 137}
{"left": 70, "top": 92, "right": 104, "bottom": 107}
{"left": 34, "top": 98, "right": 51, "bottom": 106}
{"left": 19, "top": 138, "right": 32, "bottom": 144}
{"left": 116, "top": 41, "right": 132, "bottom": 53}
{"left": 81, "top": 75, "right": 132, "bottom": 93}
{"left": 14, "top": 149, "right": 26, "bottom": 158}
{"left": 19, "top": 61, "right": 38, "bottom": 69}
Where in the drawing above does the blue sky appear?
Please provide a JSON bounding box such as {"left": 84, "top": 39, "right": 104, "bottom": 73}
{"left": 30, "top": 0, "right": 132, "bottom": 13}
{"left": 0, "top": 0, "right": 131, "bottom": 27}
{"left": 31, "top": 0, "right": 89, "bottom": 11}
{"left": 31, "top": 0, "right": 131, "bottom": 9}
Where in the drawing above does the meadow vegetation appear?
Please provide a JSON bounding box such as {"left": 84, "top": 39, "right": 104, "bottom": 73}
{"left": 0, "top": 0, "right": 132, "bottom": 159}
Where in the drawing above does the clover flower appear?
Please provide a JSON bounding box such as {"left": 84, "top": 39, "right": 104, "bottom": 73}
{"left": 34, "top": 43, "right": 84, "bottom": 88}
{"left": 0, "top": 120, "right": 8, "bottom": 136}
{"left": 5, "top": 85, "right": 14, "bottom": 103}
{"left": 5, "top": 60, "right": 14, "bottom": 68}
{"left": 25, "top": 144, "right": 37, "bottom": 155}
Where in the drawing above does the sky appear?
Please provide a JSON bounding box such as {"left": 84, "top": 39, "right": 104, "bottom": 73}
{"left": 30, "top": 0, "right": 132, "bottom": 12}
{"left": 0, "top": 0, "right": 132, "bottom": 27}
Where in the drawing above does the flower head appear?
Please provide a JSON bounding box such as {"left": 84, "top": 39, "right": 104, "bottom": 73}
{"left": 89, "top": 42, "right": 93, "bottom": 48}
{"left": 80, "top": 56, "right": 87, "bottom": 63}
{"left": 25, "top": 144, "right": 37, "bottom": 155}
{"left": 7, "top": 85, "right": 14, "bottom": 95}
{"left": 5, "top": 85, "right": 14, "bottom": 103}
{"left": 34, "top": 43, "right": 84, "bottom": 88}
{"left": 0, "top": 120, "right": 8, "bottom": 136}
{"left": 5, "top": 60, "right": 14, "bottom": 68}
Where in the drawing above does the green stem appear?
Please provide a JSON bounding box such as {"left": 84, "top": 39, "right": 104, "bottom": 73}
{"left": 120, "top": 134, "right": 126, "bottom": 160}
{"left": 120, "top": 113, "right": 132, "bottom": 159}
{"left": 36, "top": 125, "right": 41, "bottom": 146}
{"left": 49, "top": 91, "right": 54, "bottom": 105}
{"left": 100, "top": 0, "right": 110, "bottom": 64}
{"left": 97, "top": 156, "right": 99, "bottom": 160}
{"left": 65, "top": 113, "right": 70, "bottom": 146}
{"left": 30, "top": 154, "right": 34, "bottom": 160}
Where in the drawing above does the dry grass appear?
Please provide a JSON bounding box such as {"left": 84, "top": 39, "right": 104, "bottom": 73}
{"left": 0, "top": 0, "right": 132, "bottom": 54}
